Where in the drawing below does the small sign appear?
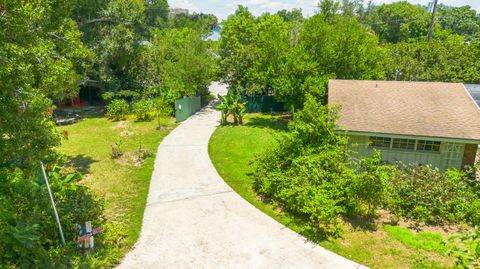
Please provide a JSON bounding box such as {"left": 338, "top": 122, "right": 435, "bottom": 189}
{"left": 76, "top": 221, "right": 102, "bottom": 250}
{"left": 76, "top": 227, "right": 102, "bottom": 242}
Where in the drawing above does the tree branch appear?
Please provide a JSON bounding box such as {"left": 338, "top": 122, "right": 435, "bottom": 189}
{"left": 79, "top": 17, "right": 114, "bottom": 27}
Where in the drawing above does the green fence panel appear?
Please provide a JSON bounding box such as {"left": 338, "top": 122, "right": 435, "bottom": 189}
{"left": 242, "top": 96, "right": 286, "bottom": 113}
{"left": 175, "top": 96, "right": 201, "bottom": 122}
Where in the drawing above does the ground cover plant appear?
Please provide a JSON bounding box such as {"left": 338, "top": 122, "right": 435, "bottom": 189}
{"left": 209, "top": 112, "right": 461, "bottom": 268}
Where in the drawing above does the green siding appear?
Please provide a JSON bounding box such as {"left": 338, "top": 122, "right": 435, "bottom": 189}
{"left": 175, "top": 96, "right": 201, "bottom": 122}
{"left": 349, "top": 135, "right": 466, "bottom": 171}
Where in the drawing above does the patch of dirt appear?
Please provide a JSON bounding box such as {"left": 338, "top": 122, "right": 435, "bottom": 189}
{"left": 375, "top": 209, "right": 466, "bottom": 237}
{"left": 120, "top": 130, "right": 134, "bottom": 137}
{"left": 78, "top": 174, "right": 93, "bottom": 185}
{"left": 115, "top": 152, "right": 147, "bottom": 167}
{"left": 111, "top": 121, "right": 129, "bottom": 129}
{"left": 156, "top": 126, "right": 171, "bottom": 131}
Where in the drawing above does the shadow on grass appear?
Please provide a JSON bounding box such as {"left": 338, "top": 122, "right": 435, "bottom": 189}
{"left": 64, "top": 154, "right": 97, "bottom": 174}
{"left": 55, "top": 106, "right": 104, "bottom": 119}
{"left": 244, "top": 113, "right": 290, "bottom": 131}
{"left": 343, "top": 215, "right": 378, "bottom": 231}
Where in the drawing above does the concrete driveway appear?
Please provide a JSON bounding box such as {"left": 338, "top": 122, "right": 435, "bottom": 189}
{"left": 118, "top": 83, "right": 366, "bottom": 269}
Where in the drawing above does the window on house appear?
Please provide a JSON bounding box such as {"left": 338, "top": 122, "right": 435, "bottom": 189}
{"left": 392, "top": 138, "right": 416, "bottom": 150}
{"left": 416, "top": 140, "right": 441, "bottom": 152}
{"left": 369, "top": 136, "right": 391, "bottom": 148}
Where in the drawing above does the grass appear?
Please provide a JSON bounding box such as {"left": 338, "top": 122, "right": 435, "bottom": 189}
{"left": 208, "top": 113, "right": 455, "bottom": 269}
{"left": 58, "top": 111, "right": 176, "bottom": 266}
{"left": 384, "top": 225, "right": 448, "bottom": 254}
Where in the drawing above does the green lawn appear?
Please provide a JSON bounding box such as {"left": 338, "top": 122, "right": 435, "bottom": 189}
{"left": 208, "top": 113, "right": 454, "bottom": 269}
{"left": 58, "top": 111, "right": 176, "bottom": 266}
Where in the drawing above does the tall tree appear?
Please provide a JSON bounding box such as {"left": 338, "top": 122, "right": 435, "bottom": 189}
{"left": 437, "top": 5, "right": 480, "bottom": 40}
{"left": 0, "top": 0, "right": 93, "bottom": 172}
{"left": 219, "top": 6, "right": 257, "bottom": 91}
{"left": 301, "top": 15, "right": 386, "bottom": 80}
{"left": 365, "top": 1, "right": 430, "bottom": 43}
{"left": 384, "top": 37, "right": 480, "bottom": 83}
{"left": 138, "top": 28, "right": 216, "bottom": 104}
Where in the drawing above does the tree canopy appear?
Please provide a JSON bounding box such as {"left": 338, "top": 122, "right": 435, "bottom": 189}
{"left": 219, "top": 2, "right": 480, "bottom": 109}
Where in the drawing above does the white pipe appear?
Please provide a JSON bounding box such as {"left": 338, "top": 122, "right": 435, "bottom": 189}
{"left": 40, "top": 161, "right": 66, "bottom": 245}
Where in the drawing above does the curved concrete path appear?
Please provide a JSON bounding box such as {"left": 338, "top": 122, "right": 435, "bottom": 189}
{"left": 118, "top": 83, "right": 366, "bottom": 269}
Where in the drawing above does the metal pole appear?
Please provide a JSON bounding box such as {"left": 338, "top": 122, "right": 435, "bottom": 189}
{"left": 426, "top": 0, "right": 438, "bottom": 42}
{"left": 40, "top": 161, "right": 66, "bottom": 245}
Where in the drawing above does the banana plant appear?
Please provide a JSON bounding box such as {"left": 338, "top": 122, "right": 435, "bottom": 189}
{"left": 217, "top": 94, "right": 232, "bottom": 124}
{"left": 216, "top": 92, "right": 247, "bottom": 125}
{"left": 231, "top": 97, "right": 247, "bottom": 125}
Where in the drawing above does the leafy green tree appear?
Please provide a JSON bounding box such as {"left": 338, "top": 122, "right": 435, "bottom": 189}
{"left": 437, "top": 4, "right": 480, "bottom": 40}
{"left": 245, "top": 13, "right": 290, "bottom": 95}
{"left": 318, "top": 0, "right": 340, "bottom": 19}
{"left": 0, "top": 0, "right": 93, "bottom": 172}
{"left": 384, "top": 37, "right": 480, "bottom": 83}
{"left": 301, "top": 15, "right": 386, "bottom": 80}
{"left": 74, "top": 0, "right": 147, "bottom": 95}
{"left": 219, "top": 6, "right": 257, "bottom": 91}
{"left": 0, "top": 1, "right": 104, "bottom": 266}
{"left": 145, "top": 0, "right": 169, "bottom": 28}
{"left": 167, "top": 12, "right": 218, "bottom": 35}
{"left": 276, "top": 8, "right": 304, "bottom": 22}
{"left": 365, "top": 1, "right": 430, "bottom": 43}
{"left": 138, "top": 27, "right": 216, "bottom": 106}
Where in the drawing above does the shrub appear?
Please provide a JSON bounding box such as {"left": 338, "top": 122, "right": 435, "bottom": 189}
{"left": 253, "top": 96, "right": 389, "bottom": 233}
{"left": 132, "top": 99, "right": 153, "bottom": 121}
{"left": 346, "top": 150, "right": 392, "bottom": 217}
{"left": 153, "top": 97, "right": 174, "bottom": 117}
{"left": 0, "top": 167, "right": 103, "bottom": 267}
{"left": 106, "top": 99, "right": 129, "bottom": 121}
{"left": 132, "top": 143, "right": 154, "bottom": 164}
{"left": 386, "top": 164, "right": 480, "bottom": 225}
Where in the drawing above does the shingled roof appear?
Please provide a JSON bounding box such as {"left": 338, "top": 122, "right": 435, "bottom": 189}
{"left": 328, "top": 80, "right": 480, "bottom": 141}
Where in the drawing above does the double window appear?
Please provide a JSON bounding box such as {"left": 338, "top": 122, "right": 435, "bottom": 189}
{"left": 369, "top": 136, "right": 440, "bottom": 152}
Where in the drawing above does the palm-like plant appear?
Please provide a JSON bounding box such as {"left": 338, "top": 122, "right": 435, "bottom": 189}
{"left": 216, "top": 92, "right": 247, "bottom": 125}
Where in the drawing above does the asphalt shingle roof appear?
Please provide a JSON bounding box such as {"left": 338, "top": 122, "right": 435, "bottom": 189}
{"left": 328, "top": 80, "right": 480, "bottom": 141}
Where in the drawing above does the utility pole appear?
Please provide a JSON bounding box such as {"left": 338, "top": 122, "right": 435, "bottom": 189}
{"left": 426, "top": 0, "right": 438, "bottom": 42}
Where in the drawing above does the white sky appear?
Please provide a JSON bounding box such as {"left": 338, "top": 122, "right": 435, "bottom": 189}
{"left": 168, "top": 0, "right": 480, "bottom": 20}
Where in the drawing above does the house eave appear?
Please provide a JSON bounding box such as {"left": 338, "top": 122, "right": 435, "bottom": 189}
{"left": 337, "top": 130, "right": 480, "bottom": 144}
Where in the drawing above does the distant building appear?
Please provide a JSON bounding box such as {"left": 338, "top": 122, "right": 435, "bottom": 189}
{"left": 169, "top": 8, "right": 188, "bottom": 17}
{"left": 328, "top": 80, "right": 480, "bottom": 171}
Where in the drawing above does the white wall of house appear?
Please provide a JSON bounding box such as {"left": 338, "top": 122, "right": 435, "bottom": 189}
{"left": 349, "top": 135, "right": 466, "bottom": 171}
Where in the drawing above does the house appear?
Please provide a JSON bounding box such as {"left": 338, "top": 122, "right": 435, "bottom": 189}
{"left": 328, "top": 80, "right": 480, "bottom": 171}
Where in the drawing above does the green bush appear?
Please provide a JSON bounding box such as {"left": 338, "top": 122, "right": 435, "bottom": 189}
{"left": 253, "top": 96, "right": 390, "bottom": 233}
{"left": 132, "top": 99, "right": 153, "bottom": 121}
{"left": 0, "top": 167, "right": 103, "bottom": 268}
{"left": 153, "top": 97, "right": 174, "bottom": 117}
{"left": 106, "top": 99, "right": 130, "bottom": 121}
{"left": 386, "top": 164, "right": 480, "bottom": 225}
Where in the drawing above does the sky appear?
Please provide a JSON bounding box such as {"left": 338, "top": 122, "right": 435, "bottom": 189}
{"left": 168, "top": 0, "right": 480, "bottom": 20}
